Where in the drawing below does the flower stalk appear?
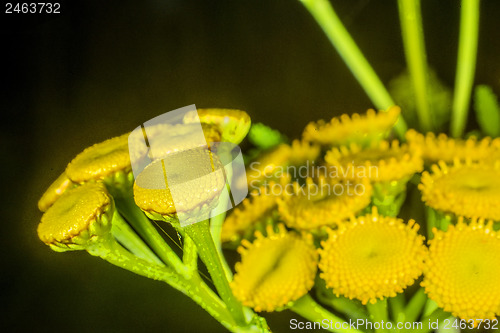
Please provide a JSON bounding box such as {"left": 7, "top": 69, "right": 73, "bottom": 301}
{"left": 397, "top": 0, "right": 433, "bottom": 132}
{"left": 299, "top": 0, "right": 407, "bottom": 139}
{"left": 451, "top": 0, "right": 481, "bottom": 137}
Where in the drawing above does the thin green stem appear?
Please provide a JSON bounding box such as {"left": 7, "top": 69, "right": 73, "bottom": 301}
{"left": 410, "top": 308, "right": 449, "bottom": 333}
{"left": 426, "top": 206, "right": 437, "bottom": 240}
{"left": 181, "top": 232, "right": 198, "bottom": 277}
{"left": 183, "top": 220, "right": 247, "bottom": 326}
{"left": 450, "top": 0, "right": 480, "bottom": 137}
{"left": 405, "top": 288, "right": 427, "bottom": 323}
{"left": 398, "top": 0, "right": 433, "bottom": 132}
{"left": 114, "top": 195, "right": 188, "bottom": 275}
{"left": 291, "top": 294, "right": 364, "bottom": 333}
{"left": 316, "top": 293, "right": 369, "bottom": 321}
{"left": 111, "top": 211, "right": 163, "bottom": 265}
{"left": 366, "top": 299, "right": 390, "bottom": 333}
{"left": 299, "top": 0, "right": 407, "bottom": 139}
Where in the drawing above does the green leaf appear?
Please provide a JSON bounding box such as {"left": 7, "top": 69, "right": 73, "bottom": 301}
{"left": 247, "top": 123, "right": 287, "bottom": 150}
{"left": 474, "top": 85, "right": 500, "bottom": 137}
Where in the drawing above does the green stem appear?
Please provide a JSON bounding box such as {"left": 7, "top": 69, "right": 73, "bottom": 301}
{"left": 114, "top": 195, "right": 188, "bottom": 275}
{"left": 366, "top": 299, "right": 389, "bottom": 333}
{"left": 426, "top": 206, "right": 437, "bottom": 240}
{"left": 398, "top": 0, "right": 433, "bottom": 132}
{"left": 410, "top": 308, "right": 449, "bottom": 333}
{"left": 299, "top": 0, "right": 407, "bottom": 139}
{"left": 389, "top": 294, "right": 406, "bottom": 323}
{"left": 450, "top": 0, "right": 480, "bottom": 137}
{"left": 87, "top": 235, "right": 239, "bottom": 332}
{"left": 291, "top": 294, "right": 364, "bottom": 333}
{"left": 111, "top": 211, "right": 163, "bottom": 265}
{"left": 183, "top": 220, "right": 247, "bottom": 326}
{"left": 404, "top": 288, "right": 427, "bottom": 323}
{"left": 316, "top": 293, "right": 369, "bottom": 322}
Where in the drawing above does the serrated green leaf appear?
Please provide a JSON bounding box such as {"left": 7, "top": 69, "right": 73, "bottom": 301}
{"left": 474, "top": 85, "right": 500, "bottom": 137}
{"left": 248, "top": 123, "right": 287, "bottom": 150}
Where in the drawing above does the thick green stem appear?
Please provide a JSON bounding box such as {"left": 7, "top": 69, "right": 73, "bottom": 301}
{"left": 405, "top": 288, "right": 427, "bottom": 323}
{"left": 398, "top": 0, "right": 433, "bottom": 132}
{"left": 450, "top": 0, "right": 480, "bottom": 137}
{"left": 111, "top": 211, "right": 163, "bottom": 265}
{"left": 299, "top": 0, "right": 407, "bottom": 139}
{"left": 291, "top": 294, "right": 364, "bottom": 333}
{"left": 389, "top": 294, "right": 406, "bottom": 323}
{"left": 183, "top": 220, "right": 247, "bottom": 326}
{"left": 366, "top": 299, "right": 389, "bottom": 333}
{"left": 114, "top": 195, "right": 187, "bottom": 275}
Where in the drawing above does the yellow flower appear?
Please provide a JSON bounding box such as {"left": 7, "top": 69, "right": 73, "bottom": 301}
{"left": 325, "top": 140, "right": 423, "bottom": 183}
{"left": 419, "top": 160, "right": 500, "bottom": 220}
{"left": 288, "top": 139, "right": 321, "bottom": 165}
{"left": 278, "top": 176, "right": 372, "bottom": 230}
{"left": 37, "top": 182, "right": 113, "bottom": 252}
{"left": 183, "top": 108, "right": 251, "bottom": 145}
{"left": 133, "top": 147, "right": 226, "bottom": 223}
{"left": 422, "top": 217, "right": 500, "bottom": 322}
{"left": 221, "top": 184, "right": 278, "bottom": 243}
{"left": 231, "top": 224, "right": 318, "bottom": 312}
{"left": 302, "top": 106, "right": 400, "bottom": 146}
{"left": 319, "top": 207, "right": 427, "bottom": 304}
{"left": 406, "top": 129, "right": 500, "bottom": 164}
{"left": 66, "top": 133, "right": 133, "bottom": 188}
{"left": 245, "top": 144, "right": 292, "bottom": 187}
{"left": 38, "top": 172, "right": 76, "bottom": 212}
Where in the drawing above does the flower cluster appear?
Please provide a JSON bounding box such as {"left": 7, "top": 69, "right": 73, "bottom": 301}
{"left": 37, "top": 106, "right": 500, "bottom": 332}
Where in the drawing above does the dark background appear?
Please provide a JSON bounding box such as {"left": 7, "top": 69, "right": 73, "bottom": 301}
{"left": 2, "top": 0, "right": 500, "bottom": 332}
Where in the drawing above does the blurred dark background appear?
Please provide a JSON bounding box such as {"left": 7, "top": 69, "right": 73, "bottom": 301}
{"left": 2, "top": 0, "right": 500, "bottom": 332}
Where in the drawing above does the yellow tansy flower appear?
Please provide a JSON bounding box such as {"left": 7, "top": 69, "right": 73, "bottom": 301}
{"left": 302, "top": 106, "right": 400, "bottom": 146}
{"left": 278, "top": 176, "right": 372, "bottom": 230}
{"left": 419, "top": 160, "right": 500, "bottom": 220}
{"left": 66, "top": 133, "right": 134, "bottom": 188}
{"left": 133, "top": 147, "right": 226, "bottom": 223}
{"left": 406, "top": 129, "right": 500, "bottom": 164}
{"left": 288, "top": 139, "right": 321, "bottom": 166}
{"left": 422, "top": 217, "right": 500, "bottom": 322}
{"left": 37, "top": 182, "right": 113, "bottom": 252}
{"left": 245, "top": 144, "right": 292, "bottom": 187}
{"left": 319, "top": 208, "right": 427, "bottom": 304}
{"left": 183, "top": 108, "right": 251, "bottom": 145}
{"left": 38, "top": 172, "right": 76, "bottom": 212}
{"left": 231, "top": 224, "right": 318, "bottom": 312}
{"left": 221, "top": 184, "right": 278, "bottom": 243}
{"left": 325, "top": 140, "right": 423, "bottom": 183}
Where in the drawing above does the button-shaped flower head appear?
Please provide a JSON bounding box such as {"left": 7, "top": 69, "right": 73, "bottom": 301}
{"left": 37, "top": 182, "right": 113, "bottom": 252}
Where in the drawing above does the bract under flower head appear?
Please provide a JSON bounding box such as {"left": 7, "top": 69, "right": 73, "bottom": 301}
{"left": 231, "top": 224, "right": 318, "bottom": 312}
{"left": 302, "top": 106, "right": 400, "bottom": 146}
{"left": 422, "top": 217, "right": 500, "bottom": 322}
{"left": 37, "top": 182, "right": 113, "bottom": 252}
{"left": 325, "top": 140, "right": 423, "bottom": 183}
{"left": 319, "top": 207, "right": 427, "bottom": 304}
{"left": 419, "top": 159, "right": 500, "bottom": 220}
